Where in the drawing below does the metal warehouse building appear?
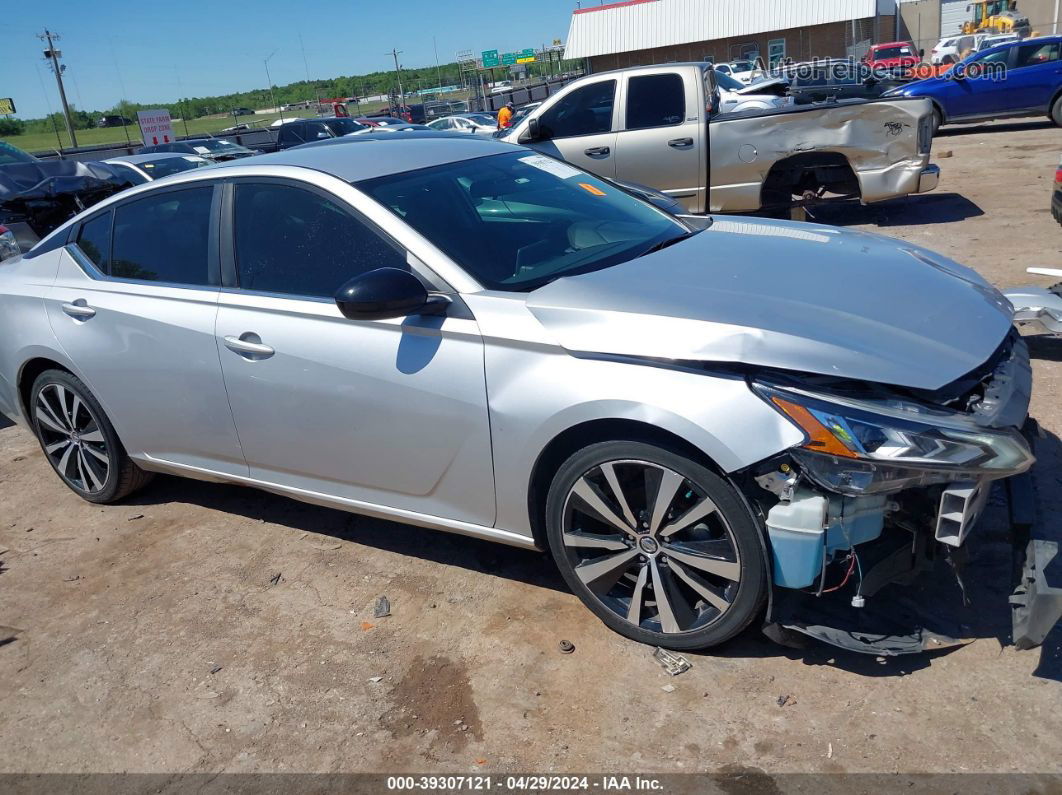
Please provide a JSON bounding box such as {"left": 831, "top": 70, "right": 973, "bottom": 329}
{"left": 563, "top": 0, "right": 903, "bottom": 71}
{"left": 563, "top": 0, "right": 1061, "bottom": 71}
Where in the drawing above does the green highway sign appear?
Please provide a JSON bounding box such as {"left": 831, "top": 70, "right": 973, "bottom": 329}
{"left": 501, "top": 51, "right": 517, "bottom": 65}
{"left": 481, "top": 49, "right": 499, "bottom": 68}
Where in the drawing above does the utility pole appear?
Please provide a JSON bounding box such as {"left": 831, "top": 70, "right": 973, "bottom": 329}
{"left": 264, "top": 49, "right": 284, "bottom": 122}
{"left": 389, "top": 48, "right": 405, "bottom": 112}
{"left": 38, "top": 29, "right": 78, "bottom": 149}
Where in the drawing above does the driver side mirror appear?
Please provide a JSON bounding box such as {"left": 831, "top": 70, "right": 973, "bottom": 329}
{"left": 527, "top": 117, "right": 542, "bottom": 141}
{"left": 335, "top": 268, "right": 449, "bottom": 321}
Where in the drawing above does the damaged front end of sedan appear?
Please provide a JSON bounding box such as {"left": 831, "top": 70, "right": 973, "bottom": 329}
{"left": 735, "top": 331, "right": 1060, "bottom": 655}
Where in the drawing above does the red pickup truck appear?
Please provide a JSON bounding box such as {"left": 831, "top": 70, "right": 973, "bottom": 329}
{"left": 862, "top": 41, "right": 922, "bottom": 70}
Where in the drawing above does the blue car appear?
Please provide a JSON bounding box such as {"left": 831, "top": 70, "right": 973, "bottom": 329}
{"left": 886, "top": 36, "right": 1061, "bottom": 131}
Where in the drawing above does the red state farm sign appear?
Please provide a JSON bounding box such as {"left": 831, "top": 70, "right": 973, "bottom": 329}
{"left": 136, "top": 109, "right": 174, "bottom": 146}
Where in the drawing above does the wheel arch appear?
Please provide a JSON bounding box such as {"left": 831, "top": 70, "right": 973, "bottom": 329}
{"left": 525, "top": 418, "right": 728, "bottom": 551}
{"left": 759, "top": 151, "right": 860, "bottom": 207}
{"left": 17, "top": 354, "right": 77, "bottom": 421}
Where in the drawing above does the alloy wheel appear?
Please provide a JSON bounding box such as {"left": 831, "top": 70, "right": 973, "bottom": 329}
{"left": 560, "top": 459, "right": 742, "bottom": 635}
{"left": 34, "top": 382, "right": 111, "bottom": 494}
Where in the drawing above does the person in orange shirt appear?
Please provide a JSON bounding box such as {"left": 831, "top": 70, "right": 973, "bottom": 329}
{"left": 497, "top": 101, "right": 515, "bottom": 130}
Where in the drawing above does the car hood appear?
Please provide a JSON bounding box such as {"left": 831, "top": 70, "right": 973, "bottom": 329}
{"left": 525, "top": 217, "right": 1013, "bottom": 390}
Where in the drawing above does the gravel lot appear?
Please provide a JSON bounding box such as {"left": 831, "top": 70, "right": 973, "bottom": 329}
{"left": 1, "top": 119, "right": 1060, "bottom": 778}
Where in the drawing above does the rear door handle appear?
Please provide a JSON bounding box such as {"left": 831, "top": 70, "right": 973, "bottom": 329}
{"left": 584, "top": 146, "right": 610, "bottom": 156}
{"left": 224, "top": 335, "right": 275, "bottom": 358}
{"left": 61, "top": 301, "right": 96, "bottom": 319}
{"left": 668, "top": 137, "right": 694, "bottom": 148}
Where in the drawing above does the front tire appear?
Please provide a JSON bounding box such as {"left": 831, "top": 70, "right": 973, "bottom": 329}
{"left": 1050, "top": 95, "right": 1062, "bottom": 128}
{"left": 30, "top": 369, "right": 153, "bottom": 504}
{"left": 545, "top": 440, "right": 767, "bottom": 650}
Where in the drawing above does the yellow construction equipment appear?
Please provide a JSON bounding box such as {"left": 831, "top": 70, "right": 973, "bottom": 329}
{"left": 961, "top": 1, "right": 1032, "bottom": 36}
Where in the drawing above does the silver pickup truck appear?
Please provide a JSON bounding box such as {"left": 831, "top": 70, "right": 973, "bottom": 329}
{"left": 498, "top": 62, "right": 940, "bottom": 214}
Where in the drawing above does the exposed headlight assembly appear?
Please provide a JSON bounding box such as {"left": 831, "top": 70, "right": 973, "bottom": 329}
{"left": 753, "top": 382, "right": 1034, "bottom": 495}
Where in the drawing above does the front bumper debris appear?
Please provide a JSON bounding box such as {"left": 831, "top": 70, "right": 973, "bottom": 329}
{"left": 763, "top": 421, "right": 1059, "bottom": 656}
{"left": 1005, "top": 286, "right": 1062, "bottom": 337}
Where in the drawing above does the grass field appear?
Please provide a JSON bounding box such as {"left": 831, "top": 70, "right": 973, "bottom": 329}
{"left": 1, "top": 100, "right": 397, "bottom": 154}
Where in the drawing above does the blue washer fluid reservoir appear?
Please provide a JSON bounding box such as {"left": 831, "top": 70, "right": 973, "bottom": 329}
{"left": 766, "top": 488, "right": 886, "bottom": 590}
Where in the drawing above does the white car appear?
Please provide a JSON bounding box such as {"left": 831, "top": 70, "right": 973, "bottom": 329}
{"left": 715, "top": 71, "right": 792, "bottom": 113}
{"left": 427, "top": 114, "right": 497, "bottom": 135}
{"left": 929, "top": 34, "right": 986, "bottom": 64}
{"left": 715, "top": 60, "right": 768, "bottom": 86}
{"left": 490, "top": 81, "right": 513, "bottom": 95}
{"left": 977, "top": 33, "right": 1021, "bottom": 51}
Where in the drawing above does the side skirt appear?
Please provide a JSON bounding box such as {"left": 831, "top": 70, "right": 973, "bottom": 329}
{"left": 134, "top": 454, "right": 539, "bottom": 551}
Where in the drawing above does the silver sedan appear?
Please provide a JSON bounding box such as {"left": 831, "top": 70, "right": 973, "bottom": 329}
{"left": 0, "top": 135, "right": 1044, "bottom": 652}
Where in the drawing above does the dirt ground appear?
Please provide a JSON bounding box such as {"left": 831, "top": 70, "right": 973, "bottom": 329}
{"left": 1, "top": 119, "right": 1061, "bottom": 778}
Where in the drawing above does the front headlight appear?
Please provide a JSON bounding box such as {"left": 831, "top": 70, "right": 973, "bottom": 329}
{"left": 753, "top": 382, "right": 1033, "bottom": 495}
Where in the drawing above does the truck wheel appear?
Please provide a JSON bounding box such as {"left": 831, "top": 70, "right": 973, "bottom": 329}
{"left": 545, "top": 440, "right": 767, "bottom": 650}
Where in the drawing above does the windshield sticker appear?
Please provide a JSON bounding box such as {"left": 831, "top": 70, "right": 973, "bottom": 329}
{"left": 192, "top": 146, "right": 211, "bottom": 154}
{"left": 578, "top": 182, "right": 606, "bottom": 196}
{"left": 518, "top": 154, "right": 582, "bottom": 180}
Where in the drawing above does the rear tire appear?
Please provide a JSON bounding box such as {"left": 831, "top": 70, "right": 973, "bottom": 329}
{"left": 30, "top": 369, "right": 153, "bottom": 504}
{"left": 1050, "top": 95, "right": 1062, "bottom": 128}
{"left": 544, "top": 440, "right": 767, "bottom": 650}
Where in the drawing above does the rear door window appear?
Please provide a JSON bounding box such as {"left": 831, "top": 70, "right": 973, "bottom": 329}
{"left": 625, "top": 73, "right": 685, "bottom": 129}
{"left": 1014, "top": 41, "right": 1060, "bottom": 68}
{"left": 111, "top": 186, "right": 215, "bottom": 284}
{"left": 75, "top": 211, "right": 112, "bottom": 271}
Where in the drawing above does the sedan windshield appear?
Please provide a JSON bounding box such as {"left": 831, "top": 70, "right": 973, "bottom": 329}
{"left": 356, "top": 151, "right": 688, "bottom": 291}
{"left": 140, "top": 156, "right": 211, "bottom": 178}
{"left": 466, "top": 114, "right": 495, "bottom": 126}
{"left": 0, "top": 141, "right": 38, "bottom": 165}
{"left": 715, "top": 71, "right": 746, "bottom": 91}
{"left": 323, "top": 118, "right": 368, "bottom": 136}
{"left": 194, "top": 139, "right": 246, "bottom": 152}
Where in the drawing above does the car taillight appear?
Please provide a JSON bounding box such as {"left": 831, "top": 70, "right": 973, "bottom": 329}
{"left": 1055, "top": 168, "right": 1062, "bottom": 183}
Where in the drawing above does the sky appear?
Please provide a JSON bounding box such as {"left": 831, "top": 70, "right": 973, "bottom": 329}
{"left": 2, "top": 0, "right": 579, "bottom": 119}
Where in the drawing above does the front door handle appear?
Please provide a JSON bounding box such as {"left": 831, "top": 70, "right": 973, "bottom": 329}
{"left": 61, "top": 301, "right": 96, "bottom": 319}
{"left": 584, "top": 146, "right": 610, "bottom": 156}
{"left": 668, "top": 137, "right": 694, "bottom": 148}
{"left": 224, "top": 334, "right": 275, "bottom": 358}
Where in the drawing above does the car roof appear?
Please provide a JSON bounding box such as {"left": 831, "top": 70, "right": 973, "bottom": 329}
{"left": 211, "top": 133, "right": 515, "bottom": 181}
{"left": 105, "top": 153, "right": 206, "bottom": 165}
{"left": 872, "top": 41, "right": 913, "bottom": 48}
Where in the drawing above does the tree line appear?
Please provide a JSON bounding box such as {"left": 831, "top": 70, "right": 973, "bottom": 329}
{"left": 1, "top": 55, "right": 580, "bottom": 137}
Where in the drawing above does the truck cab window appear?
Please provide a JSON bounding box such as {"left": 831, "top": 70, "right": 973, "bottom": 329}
{"left": 538, "top": 80, "right": 616, "bottom": 139}
{"left": 626, "top": 73, "right": 685, "bottom": 129}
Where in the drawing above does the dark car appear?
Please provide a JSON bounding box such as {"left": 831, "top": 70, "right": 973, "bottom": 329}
{"left": 0, "top": 141, "right": 128, "bottom": 254}
{"left": 887, "top": 36, "right": 1062, "bottom": 130}
{"left": 138, "top": 138, "right": 257, "bottom": 162}
{"left": 231, "top": 107, "right": 255, "bottom": 117}
{"left": 777, "top": 59, "right": 905, "bottom": 104}
{"left": 97, "top": 115, "right": 134, "bottom": 128}
{"left": 275, "top": 117, "right": 369, "bottom": 150}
